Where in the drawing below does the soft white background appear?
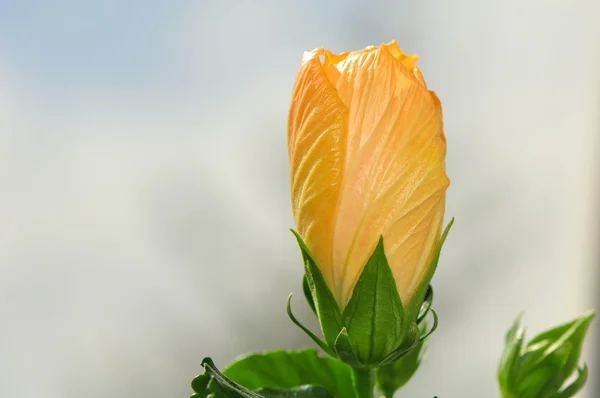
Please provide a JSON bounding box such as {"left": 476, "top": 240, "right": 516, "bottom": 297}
{"left": 1, "top": 1, "right": 598, "bottom": 397}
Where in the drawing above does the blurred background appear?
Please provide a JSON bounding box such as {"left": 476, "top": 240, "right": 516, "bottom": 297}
{"left": 1, "top": 1, "right": 599, "bottom": 397}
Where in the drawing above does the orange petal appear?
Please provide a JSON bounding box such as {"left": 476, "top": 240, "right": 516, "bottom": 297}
{"left": 288, "top": 49, "right": 349, "bottom": 292}
{"left": 328, "top": 44, "right": 449, "bottom": 307}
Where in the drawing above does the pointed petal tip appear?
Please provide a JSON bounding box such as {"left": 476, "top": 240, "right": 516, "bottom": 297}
{"left": 381, "top": 40, "right": 419, "bottom": 67}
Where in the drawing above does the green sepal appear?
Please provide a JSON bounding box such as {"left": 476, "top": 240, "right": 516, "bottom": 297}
{"left": 524, "top": 311, "right": 594, "bottom": 397}
{"left": 223, "top": 349, "right": 356, "bottom": 398}
{"left": 376, "top": 320, "right": 431, "bottom": 397}
{"left": 286, "top": 294, "right": 336, "bottom": 357}
{"left": 498, "top": 314, "right": 525, "bottom": 393}
{"left": 334, "top": 328, "right": 362, "bottom": 368}
{"left": 419, "top": 309, "right": 439, "bottom": 341}
{"left": 554, "top": 364, "right": 588, "bottom": 398}
{"left": 377, "top": 303, "right": 437, "bottom": 368}
{"left": 416, "top": 285, "right": 434, "bottom": 324}
{"left": 291, "top": 230, "right": 344, "bottom": 348}
{"left": 302, "top": 275, "right": 317, "bottom": 315}
{"left": 379, "top": 322, "right": 420, "bottom": 367}
{"left": 404, "top": 218, "right": 454, "bottom": 324}
{"left": 342, "top": 237, "right": 405, "bottom": 366}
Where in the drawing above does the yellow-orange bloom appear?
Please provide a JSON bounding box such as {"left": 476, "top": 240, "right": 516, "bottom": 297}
{"left": 288, "top": 41, "right": 449, "bottom": 310}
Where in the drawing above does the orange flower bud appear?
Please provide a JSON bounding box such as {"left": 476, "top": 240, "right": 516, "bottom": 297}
{"left": 288, "top": 41, "right": 449, "bottom": 310}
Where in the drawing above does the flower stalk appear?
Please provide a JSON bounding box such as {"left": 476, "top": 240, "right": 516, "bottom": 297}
{"left": 351, "top": 367, "right": 375, "bottom": 398}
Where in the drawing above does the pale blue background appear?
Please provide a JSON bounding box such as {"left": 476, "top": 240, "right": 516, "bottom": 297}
{"left": 1, "top": 1, "right": 599, "bottom": 397}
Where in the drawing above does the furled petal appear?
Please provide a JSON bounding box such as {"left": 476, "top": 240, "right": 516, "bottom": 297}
{"left": 288, "top": 49, "right": 349, "bottom": 290}
{"left": 288, "top": 42, "right": 449, "bottom": 309}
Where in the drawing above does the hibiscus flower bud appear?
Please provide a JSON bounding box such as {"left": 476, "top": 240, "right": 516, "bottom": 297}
{"left": 498, "top": 311, "right": 595, "bottom": 398}
{"left": 287, "top": 41, "right": 451, "bottom": 367}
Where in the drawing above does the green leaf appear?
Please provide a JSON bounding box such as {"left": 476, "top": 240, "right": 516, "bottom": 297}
{"left": 192, "top": 357, "right": 263, "bottom": 398}
{"left": 223, "top": 349, "right": 357, "bottom": 398}
{"left": 256, "top": 386, "right": 334, "bottom": 398}
{"left": 291, "top": 230, "right": 344, "bottom": 349}
{"left": 286, "top": 294, "right": 336, "bottom": 357}
{"left": 190, "top": 374, "right": 211, "bottom": 398}
{"left": 404, "top": 219, "right": 454, "bottom": 324}
{"left": 341, "top": 237, "right": 404, "bottom": 366}
{"left": 376, "top": 320, "right": 430, "bottom": 397}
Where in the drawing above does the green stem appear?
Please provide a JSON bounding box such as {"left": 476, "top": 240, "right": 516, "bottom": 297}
{"left": 351, "top": 367, "right": 374, "bottom": 398}
{"left": 379, "top": 387, "right": 396, "bottom": 398}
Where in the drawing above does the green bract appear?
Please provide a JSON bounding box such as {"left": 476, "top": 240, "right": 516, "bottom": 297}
{"left": 287, "top": 220, "right": 453, "bottom": 369}
{"left": 375, "top": 318, "right": 431, "bottom": 397}
{"left": 498, "top": 311, "right": 595, "bottom": 398}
